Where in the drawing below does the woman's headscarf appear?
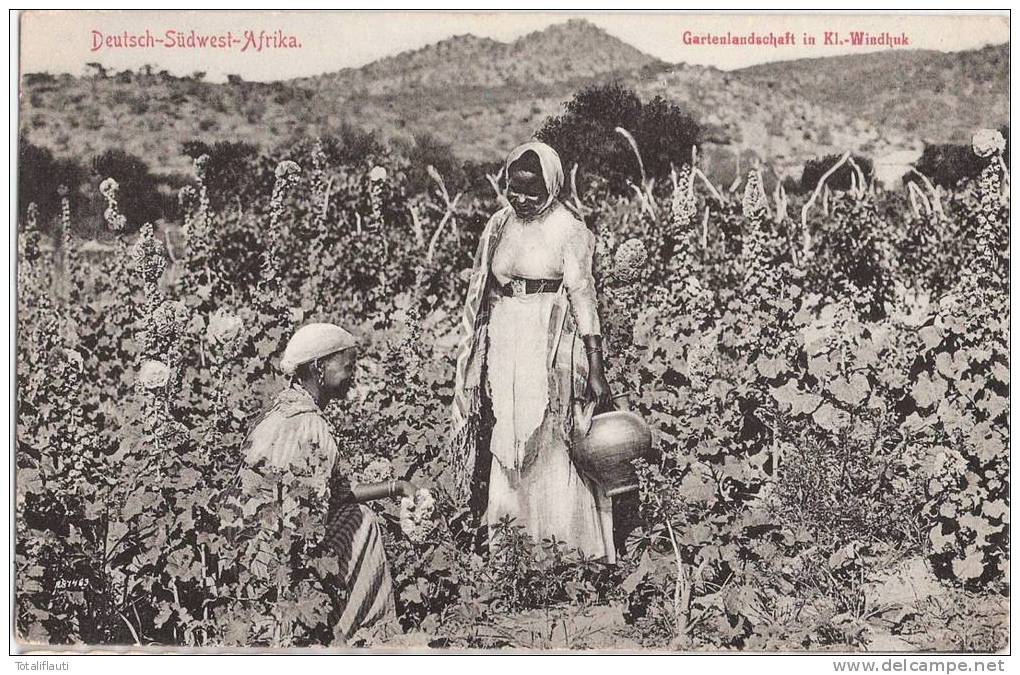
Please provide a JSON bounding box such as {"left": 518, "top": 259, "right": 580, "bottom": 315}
{"left": 505, "top": 142, "right": 564, "bottom": 214}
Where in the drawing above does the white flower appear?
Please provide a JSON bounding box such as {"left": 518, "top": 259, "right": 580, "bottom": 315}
{"left": 369, "top": 166, "right": 388, "bottom": 183}
{"left": 138, "top": 359, "right": 170, "bottom": 389}
{"left": 63, "top": 348, "right": 84, "bottom": 372}
{"left": 399, "top": 488, "right": 436, "bottom": 544}
{"left": 742, "top": 170, "right": 768, "bottom": 219}
{"left": 206, "top": 309, "right": 243, "bottom": 346}
{"left": 178, "top": 185, "right": 198, "bottom": 209}
{"left": 193, "top": 154, "right": 211, "bottom": 185}
{"left": 972, "top": 129, "right": 1006, "bottom": 159}
{"left": 99, "top": 178, "right": 119, "bottom": 199}
{"left": 932, "top": 447, "right": 967, "bottom": 478}
{"left": 275, "top": 160, "right": 301, "bottom": 179}
{"left": 104, "top": 207, "right": 126, "bottom": 232}
{"left": 670, "top": 166, "right": 697, "bottom": 230}
{"left": 132, "top": 223, "right": 167, "bottom": 284}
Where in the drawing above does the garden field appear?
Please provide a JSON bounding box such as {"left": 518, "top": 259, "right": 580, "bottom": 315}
{"left": 14, "top": 125, "right": 1009, "bottom": 651}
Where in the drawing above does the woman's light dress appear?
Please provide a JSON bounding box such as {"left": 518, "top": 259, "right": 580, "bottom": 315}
{"left": 484, "top": 202, "right": 615, "bottom": 562}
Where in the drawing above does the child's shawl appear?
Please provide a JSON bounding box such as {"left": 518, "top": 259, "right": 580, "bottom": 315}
{"left": 448, "top": 204, "right": 584, "bottom": 504}
{"left": 243, "top": 385, "right": 338, "bottom": 472}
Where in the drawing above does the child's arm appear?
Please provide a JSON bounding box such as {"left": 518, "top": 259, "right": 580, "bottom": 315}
{"left": 351, "top": 480, "right": 417, "bottom": 503}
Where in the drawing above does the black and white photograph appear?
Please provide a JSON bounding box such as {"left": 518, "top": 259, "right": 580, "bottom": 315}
{"left": 10, "top": 9, "right": 1011, "bottom": 658}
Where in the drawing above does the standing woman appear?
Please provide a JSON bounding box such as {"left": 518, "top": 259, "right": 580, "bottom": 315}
{"left": 450, "top": 142, "right": 615, "bottom": 563}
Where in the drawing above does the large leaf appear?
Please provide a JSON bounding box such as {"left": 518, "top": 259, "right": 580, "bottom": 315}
{"left": 951, "top": 549, "right": 986, "bottom": 581}
{"left": 813, "top": 403, "right": 850, "bottom": 432}
{"left": 830, "top": 372, "right": 869, "bottom": 407}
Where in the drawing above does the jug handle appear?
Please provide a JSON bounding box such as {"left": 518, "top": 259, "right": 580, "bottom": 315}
{"left": 609, "top": 390, "right": 635, "bottom": 410}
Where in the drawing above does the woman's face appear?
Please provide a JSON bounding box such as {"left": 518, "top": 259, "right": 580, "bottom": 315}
{"left": 507, "top": 168, "right": 547, "bottom": 220}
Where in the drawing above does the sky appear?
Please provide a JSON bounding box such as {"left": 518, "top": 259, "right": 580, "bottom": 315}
{"left": 19, "top": 10, "right": 1010, "bottom": 82}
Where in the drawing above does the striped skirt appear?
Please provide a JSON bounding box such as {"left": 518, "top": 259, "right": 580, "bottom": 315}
{"left": 325, "top": 504, "right": 397, "bottom": 641}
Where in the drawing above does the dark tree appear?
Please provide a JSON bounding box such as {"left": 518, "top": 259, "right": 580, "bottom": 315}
{"left": 23, "top": 72, "right": 57, "bottom": 86}
{"left": 90, "top": 149, "right": 163, "bottom": 227}
{"left": 400, "top": 132, "right": 466, "bottom": 195}
{"left": 908, "top": 126, "right": 1008, "bottom": 189}
{"left": 84, "top": 62, "right": 108, "bottom": 79}
{"left": 798, "top": 154, "right": 874, "bottom": 194}
{"left": 912, "top": 144, "right": 985, "bottom": 189}
{"left": 182, "top": 140, "right": 260, "bottom": 208}
{"left": 18, "top": 139, "right": 85, "bottom": 225}
{"left": 537, "top": 82, "right": 700, "bottom": 196}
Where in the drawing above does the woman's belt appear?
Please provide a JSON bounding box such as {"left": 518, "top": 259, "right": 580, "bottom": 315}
{"left": 498, "top": 277, "right": 563, "bottom": 297}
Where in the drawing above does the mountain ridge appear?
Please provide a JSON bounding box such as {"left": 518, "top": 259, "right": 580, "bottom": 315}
{"left": 18, "top": 19, "right": 1009, "bottom": 179}
{"left": 300, "top": 18, "right": 664, "bottom": 95}
{"left": 735, "top": 43, "right": 1008, "bottom": 145}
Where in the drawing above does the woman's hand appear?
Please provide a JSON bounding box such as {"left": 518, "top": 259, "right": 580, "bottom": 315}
{"left": 582, "top": 335, "right": 613, "bottom": 412}
{"left": 587, "top": 368, "right": 612, "bottom": 412}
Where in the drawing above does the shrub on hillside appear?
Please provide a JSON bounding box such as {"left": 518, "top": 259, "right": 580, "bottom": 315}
{"left": 398, "top": 132, "right": 467, "bottom": 195}
{"left": 90, "top": 149, "right": 163, "bottom": 228}
{"left": 912, "top": 126, "right": 1008, "bottom": 188}
{"left": 22, "top": 72, "right": 57, "bottom": 86}
{"left": 537, "top": 83, "right": 701, "bottom": 196}
{"left": 913, "top": 144, "right": 984, "bottom": 189}
{"left": 798, "top": 154, "right": 874, "bottom": 194}
{"left": 281, "top": 124, "right": 385, "bottom": 168}
{"left": 18, "top": 138, "right": 85, "bottom": 226}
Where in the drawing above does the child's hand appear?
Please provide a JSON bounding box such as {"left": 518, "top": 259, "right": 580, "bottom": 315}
{"left": 397, "top": 480, "right": 418, "bottom": 499}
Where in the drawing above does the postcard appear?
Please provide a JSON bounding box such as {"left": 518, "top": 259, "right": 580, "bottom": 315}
{"left": 13, "top": 10, "right": 1010, "bottom": 657}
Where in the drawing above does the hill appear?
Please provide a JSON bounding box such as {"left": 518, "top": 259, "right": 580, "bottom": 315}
{"left": 295, "top": 19, "right": 672, "bottom": 162}
{"left": 20, "top": 71, "right": 316, "bottom": 176}
{"left": 19, "top": 20, "right": 668, "bottom": 176}
{"left": 17, "top": 20, "right": 1009, "bottom": 183}
{"left": 736, "top": 44, "right": 1009, "bottom": 145}
{"left": 301, "top": 19, "right": 664, "bottom": 95}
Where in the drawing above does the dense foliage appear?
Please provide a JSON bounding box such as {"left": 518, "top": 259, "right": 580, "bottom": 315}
{"left": 89, "top": 149, "right": 167, "bottom": 228}
{"left": 15, "top": 127, "right": 1009, "bottom": 650}
{"left": 180, "top": 140, "right": 261, "bottom": 210}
